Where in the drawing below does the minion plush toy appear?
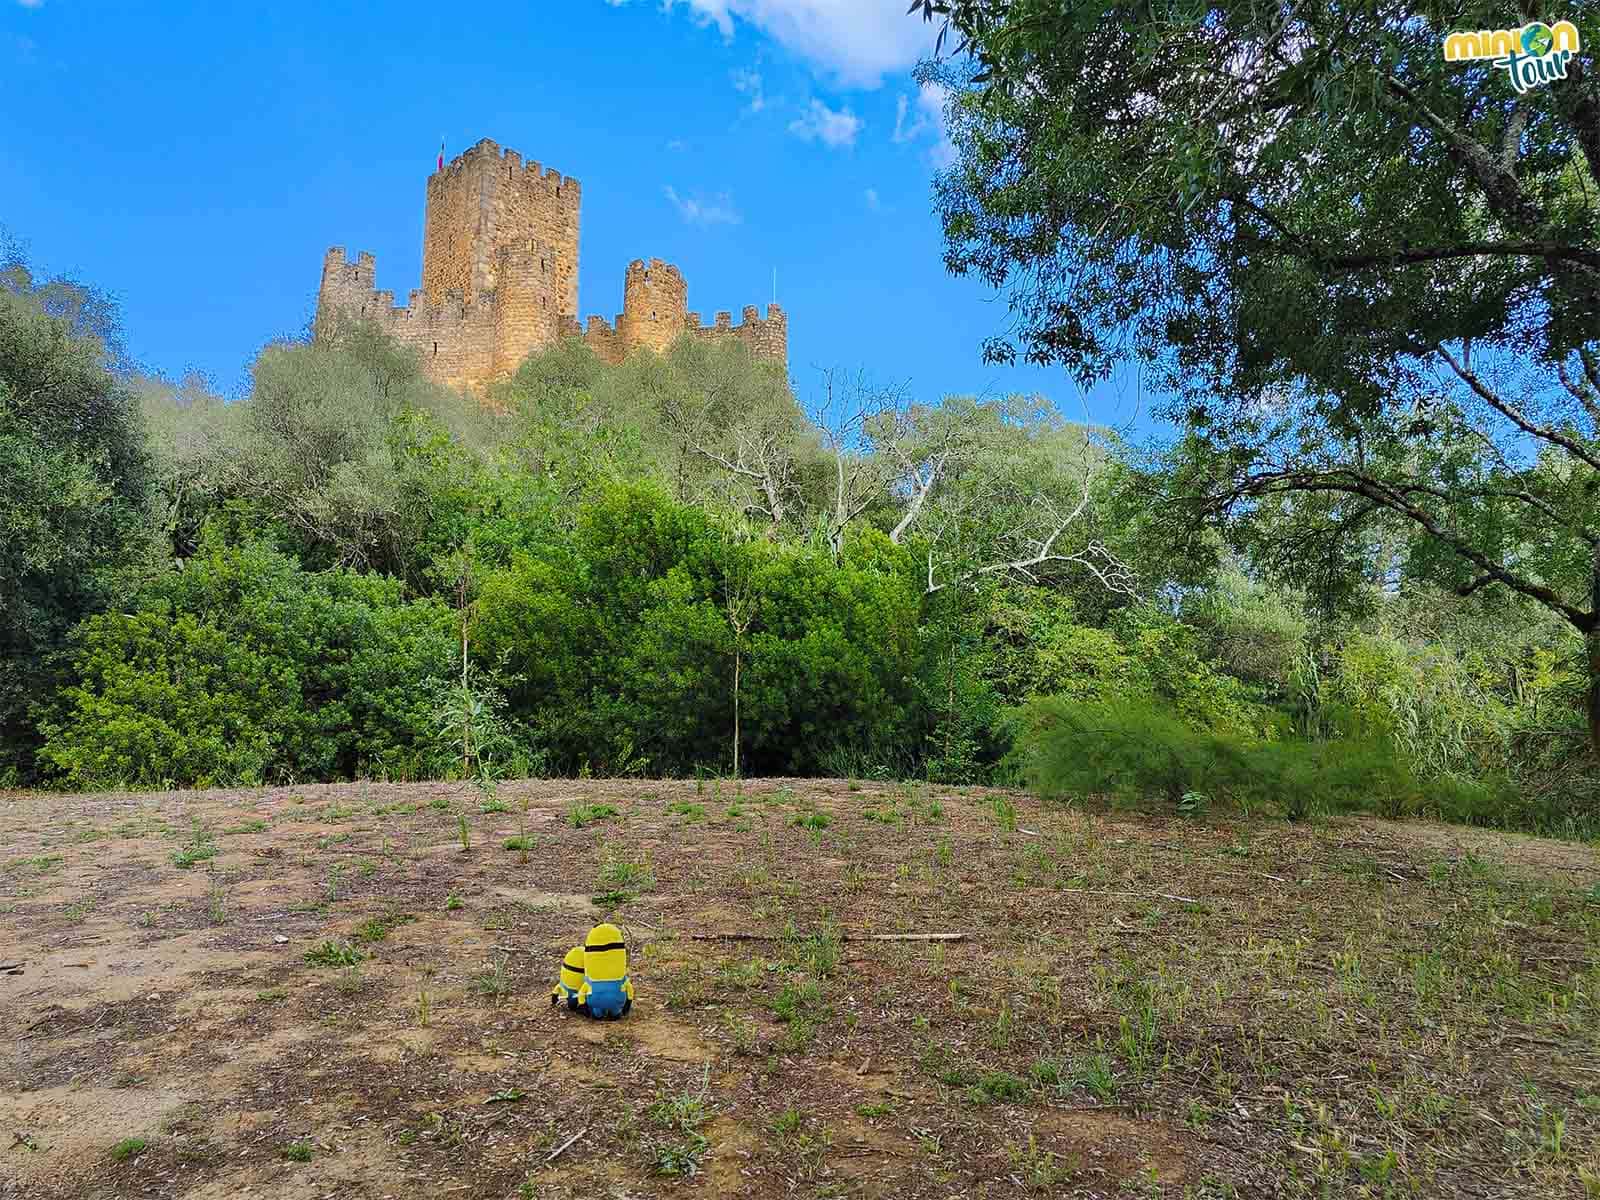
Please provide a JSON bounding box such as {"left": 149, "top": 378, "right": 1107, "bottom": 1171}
{"left": 576, "top": 922, "right": 634, "bottom": 1020}
{"left": 550, "top": 945, "right": 586, "bottom": 1012}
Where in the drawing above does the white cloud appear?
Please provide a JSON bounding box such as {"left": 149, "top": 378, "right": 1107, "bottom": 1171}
{"left": 864, "top": 188, "right": 881, "bottom": 211}
{"left": 609, "top": 0, "right": 937, "bottom": 88}
{"left": 894, "top": 81, "right": 956, "bottom": 167}
{"left": 787, "top": 97, "right": 862, "bottom": 148}
{"left": 663, "top": 185, "right": 742, "bottom": 226}
{"left": 16, "top": 0, "right": 44, "bottom": 8}
{"left": 730, "top": 66, "right": 766, "bottom": 113}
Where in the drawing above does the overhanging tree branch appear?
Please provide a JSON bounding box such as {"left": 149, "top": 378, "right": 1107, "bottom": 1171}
{"left": 1226, "top": 466, "right": 1594, "bottom": 631}
{"left": 1436, "top": 344, "right": 1600, "bottom": 474}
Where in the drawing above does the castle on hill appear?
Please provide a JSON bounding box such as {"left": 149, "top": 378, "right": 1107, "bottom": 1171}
{"left": 315, "top": 138, "right": 787, "bottom": 392}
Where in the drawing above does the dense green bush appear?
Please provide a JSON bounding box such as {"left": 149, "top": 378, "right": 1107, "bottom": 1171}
{"left": 1009, "top": 696, "right": 1421, "bottom": 820}
{"left": 473, "top": 483, "right": 921, "bottom": 776}
{"left": 40, "top": 536, "right": 456, "bottom": 787}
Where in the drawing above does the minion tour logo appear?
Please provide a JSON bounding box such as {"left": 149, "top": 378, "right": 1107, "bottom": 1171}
{"left": 1444, "top": 20, "right": 1582, "bottom": 93}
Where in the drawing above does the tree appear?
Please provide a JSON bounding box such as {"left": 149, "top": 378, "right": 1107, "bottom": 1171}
{"left": 910, "top": 0, "right": 1600, "bottom": 746}
{"left": 810, "top": 367, "right": 900, "bottom": 557}
{"left": 903, "top": 395, "right": 1134, "bottom": 599}
{"left": 658, "top": 341, "right": 811, "bottom": 533}
{"left": 0, "top": 260, "right": 155, "bottom": 779}
{"left": 721, "top": 533, "right": 760, "bottom": 778}
{"left": 218, "top": 320, "right": 493, "bottom": 586}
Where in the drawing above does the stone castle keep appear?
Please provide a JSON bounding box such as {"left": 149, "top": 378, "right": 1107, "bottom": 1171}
{"left": 315, "top": 138, "right": 787, "bottom": 392}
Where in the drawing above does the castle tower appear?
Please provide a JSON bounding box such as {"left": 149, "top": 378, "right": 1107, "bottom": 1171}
{"left": 422, "top": 138, "right": 581, "bottom": 319}
{"left": 315, "top": 249, "right": 378, "bottom": 338}
{"left": 617, "top": 258, "right": 689, "bottom": 355}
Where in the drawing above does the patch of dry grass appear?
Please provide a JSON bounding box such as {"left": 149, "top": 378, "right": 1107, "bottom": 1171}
{"left": 0, "top": 777, "right": 1595, "bottom": 1197}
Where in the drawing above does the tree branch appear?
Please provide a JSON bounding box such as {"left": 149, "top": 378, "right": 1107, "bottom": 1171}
{"left": 1227, "top": 466, "right": 1595, "bottom": 632}
{"left": 1436, "top": 344, "right": 1600, "bottom": 474}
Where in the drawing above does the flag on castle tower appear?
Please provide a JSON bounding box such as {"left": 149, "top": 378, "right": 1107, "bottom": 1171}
{"left": 437, "top": 138, "right": 445, "bottom": 172}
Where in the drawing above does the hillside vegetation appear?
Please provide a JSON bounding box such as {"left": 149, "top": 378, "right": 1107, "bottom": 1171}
{"left": 2, "top": 253, "right": 1595, "bottom": 835}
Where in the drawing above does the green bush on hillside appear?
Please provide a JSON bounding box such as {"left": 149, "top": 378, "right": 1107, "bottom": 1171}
{"left": 40, "top": 535, "right": 456, "bottom": 788}
{"left": 1009, "top": 696, "right": 1440, "bottom": 821}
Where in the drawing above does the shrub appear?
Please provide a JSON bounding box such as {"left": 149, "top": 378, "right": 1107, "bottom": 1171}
{"left": 473, "top": 485, "right": 921, "bottom": 777}
{"left": 40, "top": 535, "right": 456, "bottom": 788}
{"left": 1010, "top": 696, "right": 1419, "bottom": 821}
{"left": 1010, "top": 696, "right": 1242, "bottom": 808}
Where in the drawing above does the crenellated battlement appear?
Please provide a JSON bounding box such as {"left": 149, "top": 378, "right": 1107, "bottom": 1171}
{"left": 315, "top": 136, "right": 786, "bottom": 394}
{"left": 687, "top": 302, "right": 788, "bottom": 363}
{"left": 430, "top": 139, "right": 580, "bottom": 202}
{"left": 319, "top": 249, "right": 496, "bottom": 328}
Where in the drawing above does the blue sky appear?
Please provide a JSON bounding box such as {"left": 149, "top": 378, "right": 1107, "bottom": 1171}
{"left": 0, "top": 0, "right": 1154, "bottom": 428}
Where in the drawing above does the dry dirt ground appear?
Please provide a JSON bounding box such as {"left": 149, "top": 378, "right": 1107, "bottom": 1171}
{"left": 1, "top": 778, "right": 1597, "bottom": 1199}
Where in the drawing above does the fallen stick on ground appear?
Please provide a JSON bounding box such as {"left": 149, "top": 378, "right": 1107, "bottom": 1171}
{"left": 1058, "top": 887, "right": 1199, "bottom": 904}
{"left": 546, "top": 1127, "right": 588, "bottom": 1164}
{"left": 492, "top": 933, "right": 966, "bottom": 954}
{"left": 686, "top": 932, "right": 966, "bottom": 943}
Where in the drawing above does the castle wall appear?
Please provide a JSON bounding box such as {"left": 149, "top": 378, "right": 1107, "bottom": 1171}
{"left": 316, "top": 140, "right": 786, "bottom": 393}
{"left": 319, "top": 247, "right": 506, "bottom": 392}
{"left": 492, "top": 244, "right": 562, "bottom": 377}
{"left": 688, "top": 304, "right": 788, "bottom": 364}
{"left": 580, "top": 315, "right": 624, "bottom": 365}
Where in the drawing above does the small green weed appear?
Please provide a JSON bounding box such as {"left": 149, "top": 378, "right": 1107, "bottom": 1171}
{"left": 594, "top": 844, "right": 655, "bottom": 902}
{"left": 303, "top": 939, "right": 364, "bottom": 968}
{"left": 991, "top": 796, "right": 1018, "bottom": 832}
{"left": 568, "top": 801, "right": 619, "bottom": 828}
{"left": 351, "top": 911, "right": 415, "bottom": 944}
{"left": 1072, "top": 1053, "right": 1119, "bottom": 1101}
{"left": 172, "top": 824, "right": 217, "bottom": 869}
{"left": 471, "top": 955, "right": 514, "bottom": 1001}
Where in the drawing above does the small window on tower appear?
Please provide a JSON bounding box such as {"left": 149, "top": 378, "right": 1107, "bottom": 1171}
{"left": 433, "top": 342, "right": 438, "bottom": 356}
{"left": 651, "top": 310, "right": 656, "bottom": 319}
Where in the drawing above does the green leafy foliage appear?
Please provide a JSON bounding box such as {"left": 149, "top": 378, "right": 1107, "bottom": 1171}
{"left": 3, "top": 247, "right": 1593, "bottom": 834}
{"left": 916, "top": 0, "right": 1600, "bottom": 750}
{"left": 1012, "top": 696, "right": 1424, "bottom": 821}
{"left": 473, "top": 483, "right": 922, "bottom": 776}
{"left": 39, "top": 535, "right": 455, "bottom": 787}
{"left": 0, "top": 261, "right": 154, "bottom": 779}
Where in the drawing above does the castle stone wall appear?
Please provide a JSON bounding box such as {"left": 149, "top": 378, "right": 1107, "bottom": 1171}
{"left": 689, "top": 303, "right": 788, "bottom": 363}
{"left": 492, "top": 243, "right": 562, "bottom": 377}
{"left": 316, "top": 138, "right": 786, "bottom": 394}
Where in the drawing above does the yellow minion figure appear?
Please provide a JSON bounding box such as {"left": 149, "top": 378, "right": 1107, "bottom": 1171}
{"left": 550, "top": 945, "right": 585, "bottom": 1012}
{"left": 576, "top": 922, "right": 634, "bottom": 1020}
